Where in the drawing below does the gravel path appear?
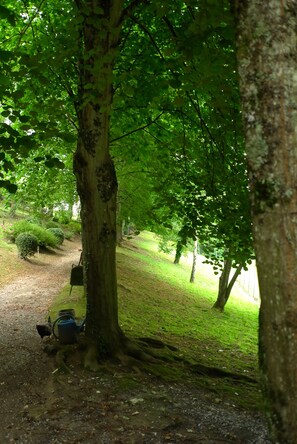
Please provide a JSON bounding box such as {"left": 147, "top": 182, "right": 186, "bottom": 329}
{"left": 0, "top": 239, "right": 82, "bottom": 443}
{"left": 0, "top": 239, "right": 272, "bottom": 443}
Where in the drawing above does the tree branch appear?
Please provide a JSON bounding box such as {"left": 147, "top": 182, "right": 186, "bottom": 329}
{"left": 131, "top": 16, "right": 166, "bottom": 61}
{"left": 162, "top": 16, "right": 177, "bottom": 38}
{"left": 17, "top": 0, "right": 46, "bottom": 46}
{"left": 161, "top": 14, "right": 225, "bottom": 161}
{"left": 110, "top": 112, "right": 164, "bottom": 143}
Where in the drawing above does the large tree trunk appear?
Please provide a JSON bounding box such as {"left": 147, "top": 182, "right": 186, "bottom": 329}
{"left": 234, "top": 2, "right": 297, "bottom": 441}
{"left": 212, "top": 259, "right": 242, "bottom": 311}
{"left": 73, "top": 0, "right": 125, "bottom": 356}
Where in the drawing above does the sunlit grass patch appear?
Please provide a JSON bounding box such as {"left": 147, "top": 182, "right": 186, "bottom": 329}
{"left": 48, "top": 284, "right": 86, "bottom": 321}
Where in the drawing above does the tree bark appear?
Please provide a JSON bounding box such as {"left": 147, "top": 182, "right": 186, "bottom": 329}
{"left": 234, "top": 1, "right": 297, "bottom": 441}
{"left": 212, "top": 259, "right": 242, "bottom": 311}
{"left": 73, "top": 0, "right": 125, "bottom": 356}
{"left": 174, "top": 239, "right": 183, "bottom": 264}
{"left": 190, "top": 239, "right": 198, "bottom": 283}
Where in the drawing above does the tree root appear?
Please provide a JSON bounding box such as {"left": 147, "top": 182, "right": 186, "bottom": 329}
{"left": 136, "top": 337, "right": 178, "bottom": 351}
{"left": 43, "top": 342, "right": 76, "bottom": 374}
{"left": 190, "top": 363, "right": 257, "bottom": 383}
{"left": 123, "top": 340, "right": 159, "bottom": 363}
{"left": 56, "top": 348, "right": 74, "bottom": 374}
{"left": 84, "top": 344, "right": 101, "bottom": 372}
{"left": 43, "top": 335, "right": 257, "bottom": 388}
{"left": 80, "top": 335, "right": 179, "bottom": 372}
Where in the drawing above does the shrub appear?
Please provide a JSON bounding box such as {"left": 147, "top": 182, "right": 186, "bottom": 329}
{"left": 11, "top": 220, "right": 58, "bottom": 248}
{"left": 45, "top": 220, "right": 60, "bottom": 229}
{"left": 15, "top": 232, "right": 38, "bottom": 259}
{"left": 68, "top": 220, "right": 81, "bottom": 234}
{"left": 53, "top": 211, "right": 71, "bottom": 225}
{"left": 31, "top": 225, "right": 58, "bottom": 248}
{"left": 46, "top": 227, "right": 64, "bottom": 245}
{"left": 10, "top": 220, "right": 33, "bottom": 239}
{"left": 26, "top": 216, "right": 41, "bottom": 225}
{"left": 63, "top": 230, "right": 74, "bottom": 240}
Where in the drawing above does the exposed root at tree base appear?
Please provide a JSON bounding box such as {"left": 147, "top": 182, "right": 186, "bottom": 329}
{"left": 190, "top": 363, "right": 258, "bottom": 384}
{"left": 43, "top": 336, "right": 257, "bottom": 388}
{"left": 82, "top": 336, "right": 178, "bottom": 373}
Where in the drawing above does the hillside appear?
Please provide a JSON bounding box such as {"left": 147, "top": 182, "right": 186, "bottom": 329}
{"left": 0, "top": 228, "right": 270, "bottom": 443}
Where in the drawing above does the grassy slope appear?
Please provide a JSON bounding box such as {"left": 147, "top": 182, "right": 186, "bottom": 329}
{"left": 0, "top": 216, "right": 28, "bottom": 285}
{"left": 51, "top": 231, "right": 262, "bottom": 411}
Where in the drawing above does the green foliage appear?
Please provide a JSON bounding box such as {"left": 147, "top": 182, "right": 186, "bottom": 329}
{"left": 15, "top": 232, "right": 38, "bottom": 259}
{"left": 53, "top": 211, "right": 72, "bottom": 225}
{"left": 0, "top": 5, "right": 16, "bottom": 25}
{"left": 10, "top": 220, "right": 58, "bottom": 248}
{"left": 46, "top": 227, "right": 65, "bottom": 245}
{"left": 0, "top": 0, "right": 251, "bottom": 271}
{"left": 45, "top": 220, "right": 61, "bottom": 229}
{"left": 110, "top": 0, "right": 252, "bottom": 275}
{"left": 67, "top": 220, "right": 81, "bottom": 234}
{"left": 63, "top": 229, "right": 74, "bottom": 240}
{"left": 9, "top": 220, "right": 35, "bottom": 240}
{"left": 0, "top": 0, "right": 78, "bottom": 211}
{"left": 31, "top": 225, "right": 58, "bottom": 248}
{"left": 26, "top": 216, "right": 42, "bottom": 225}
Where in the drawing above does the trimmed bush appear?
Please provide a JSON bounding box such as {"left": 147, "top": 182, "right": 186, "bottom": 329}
{"left": 26, "top": 216, "right": 42, "bottom": 225}
{"left": 15, "top": 232, "right": 38, "bottom": 259}
{"left": 10, "top": 220, "right": 34, "bottom": 239}
{"left": 31, "top": 225, "right": 58, "bottom": 248}
{"left": 46, "top": 227, "right": 64, "bottom": 245}
{"left": 45, "top": 220, "right": 61, "bottom": 229}
{"left": 11, "top": 220, "right": 58, "bottom": 248}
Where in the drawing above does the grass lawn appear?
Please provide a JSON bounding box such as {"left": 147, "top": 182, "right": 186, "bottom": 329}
{"left": 51, "top": 231, "right": 262, "bottom": 411}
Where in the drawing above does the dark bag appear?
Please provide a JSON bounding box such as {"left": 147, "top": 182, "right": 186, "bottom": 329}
{"left": 70, "top": 265, "right": 84, "bottom": 286}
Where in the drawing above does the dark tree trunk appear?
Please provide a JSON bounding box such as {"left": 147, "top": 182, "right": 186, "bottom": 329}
{"left": 213, "top": 259, "right": 242, "bottom": 311}
{"left": 234, "top": 1, "right": 297, "bottom": 441}
{"left": 73, "top": 0, "right": 125, "bottom": 356}
{"left": 174, "top": 239, "right": 183, "bottom": 264}
{"left": 190, "top": 239, "right": 198, "bottom": 283}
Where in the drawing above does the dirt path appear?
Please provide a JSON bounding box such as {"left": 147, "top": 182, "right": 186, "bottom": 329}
{"left": 0, "top": 239, "right": 271, "bottom": 444}
{"left": 0, "top": 239, "right": 82, "bottom": 443}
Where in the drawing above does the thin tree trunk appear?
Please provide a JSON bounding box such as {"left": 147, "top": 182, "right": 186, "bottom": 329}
{"left": 213, "top": 259, "right": 232, "bottom": 311}
{"left": 190, "top": 239, "right": 198, "bottom": 283}
{"left": 67, "top": 203, "right": 73, "bottom": 220}
{"left": 174, "top": 239, "right": 183, "bottom": 264}
{"left": 116, "top": 186, "right": 123, "bottom": 245}
{"left": 234, "top": 2, "right": 297, "bottom": 441}
{"left": 213, "top": 259, "right": 242, "bottom": 311}
{"left": 74, "top": 0, "right": 125, "bottom": 356}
